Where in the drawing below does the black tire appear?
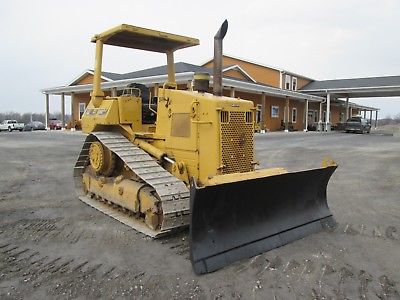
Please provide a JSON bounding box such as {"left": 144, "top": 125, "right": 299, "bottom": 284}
{"left": 8, "top": 127, "right": 12, "bottom": 132}
{"left": 19, "top": 129, "right": 23, "bottom": 132}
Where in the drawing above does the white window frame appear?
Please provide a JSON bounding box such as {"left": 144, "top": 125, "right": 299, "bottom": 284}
{"left": 292, "top": 107, "right": 297, "bottom": 123}
{"left": 79, "top": 103, "right": 86, "bottom": 120}
{"left": 271, "top": 105, "right": 279, "bottom": 118}
{"left": 285, "top": 75, "right": 291, "bottom": 90}
{"left": 292, "top": 77, "right": 298, "bottom": 91}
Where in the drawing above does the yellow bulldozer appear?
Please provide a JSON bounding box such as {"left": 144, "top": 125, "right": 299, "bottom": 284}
{"left": 74, "top": 21, "right": 337, "bottom": 274}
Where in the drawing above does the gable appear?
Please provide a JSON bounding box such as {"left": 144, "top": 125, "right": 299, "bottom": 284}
{"left": 71, "top": 73, "right": 107, "bottom": 86}
{"left": 203, "top": 56, "right": 281, "bottom": 87}
{"left": 222, "top": 69, "right": 250, "bottom": 81}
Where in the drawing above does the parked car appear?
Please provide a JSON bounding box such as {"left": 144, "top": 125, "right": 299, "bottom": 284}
{"left": 0, "top": 120, "right": 24, "bottom": 132}
{"left": 345, "top": 116, "right": 371, "bottom": 134}
{"left": 24, "top": 121, "right": 46, "bottom": 131}
{"left": 49, "top": 118, "right": 63, "bottom": 130}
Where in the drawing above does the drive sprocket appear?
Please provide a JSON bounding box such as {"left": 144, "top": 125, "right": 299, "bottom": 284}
{"left": 89, "top": 141, "right": 115, "bottom": 176}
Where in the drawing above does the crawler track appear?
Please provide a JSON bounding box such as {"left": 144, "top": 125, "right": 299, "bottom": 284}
{"left": 73, "top": 131, "right": 190, "bottom": 237}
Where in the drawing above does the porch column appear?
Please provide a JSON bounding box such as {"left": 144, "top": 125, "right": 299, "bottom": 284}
{"left": 45, "top": 93, "right": 50, "bottom": 130}
{"left": 111, "top": 87, "right": 117, "bottom": 97}
{"left": 285, "top": 97, "right": 289, "bottom": 132}
{"left": 350, "top": 106, "right": 353, "bottom": 117}
{"left": 304, "top": 99, "right": 309, "bottom": 132}
{"left": 230, "top": 87, "right": 235, "bottom": 98}
{"left": 70, "top": 92, "right": 75, "bottom": 131}
{"left": 187, "top": 80, "right": 193, "bottom": 91}
{"left": 369, "top": 110, "right": 373, "bottom": 124}
{"left": 318, "top": 101, "right": 323, "bottom": 131}
{"left": 261, "top": 93, "right": 266, "bottom": 130}
{"left": 375, "top": 110, "right": 378, "bottom": 128}
{"left": 363, "top": 110, "right": 366, "bottom": 118}
{"left": 345, "top": 97, "right": 349, "bottom": 120}
{"left": 326, "top": 93, "right": 331, "bottom": 131}
{"left": 154, "top": 83, "right": 159, "bottom": 97}
{"left": 61, "top": 93, "right": 65, "bottom": 129}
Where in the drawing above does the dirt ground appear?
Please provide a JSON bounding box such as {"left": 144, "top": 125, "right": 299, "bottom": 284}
{"left": 372, "top": 124, "right": 400, "bottom": 135}
{"left": 0, "top": 130, "right": 399, "bottom": 299}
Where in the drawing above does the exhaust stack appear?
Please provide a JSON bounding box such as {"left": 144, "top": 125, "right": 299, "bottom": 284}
{"left": 213, "top": 20, "right": 228, "bottom": 96}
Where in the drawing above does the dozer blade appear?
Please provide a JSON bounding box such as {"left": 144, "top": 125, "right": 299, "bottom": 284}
{"left": 189, "top": 165, "right": 337, "bottom": 274}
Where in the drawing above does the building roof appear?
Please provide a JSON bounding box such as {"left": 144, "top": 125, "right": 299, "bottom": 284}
{"left": 300, "top": 75, "right": 400, "bottom": 98}
{"left": 116, "top": 62, "right": 210, "bottom": 80}
{"left": 41, "top": 64, "right": 324, "bottom": 102}
{"left": 202, "top": 54, "right": 315, "bottom": 81}
{"left": 101, "top": 71, "right": 121, "bottom": 81}
{"left": 302, "top": 75, "right": 400, "bottom": 90}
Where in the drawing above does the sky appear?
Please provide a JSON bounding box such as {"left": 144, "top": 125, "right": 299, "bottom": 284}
{"left": 1, "top": 0, "right": 400, "bottom": 118}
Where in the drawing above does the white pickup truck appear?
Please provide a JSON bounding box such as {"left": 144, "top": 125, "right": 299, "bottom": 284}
{"left": 0, "top": 120, "right": 25, "bottom": 132}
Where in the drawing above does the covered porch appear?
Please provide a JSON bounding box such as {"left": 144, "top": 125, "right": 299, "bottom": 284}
{"left": 42, "top": 70, "right": 325, "bottom": 132}
{"left": 300, "top": 75, "right": 400, "bottom": 131}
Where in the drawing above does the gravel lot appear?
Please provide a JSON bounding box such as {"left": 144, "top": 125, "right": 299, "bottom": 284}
{"left": 0, "top": 130, "right": 399, "bottom": 299}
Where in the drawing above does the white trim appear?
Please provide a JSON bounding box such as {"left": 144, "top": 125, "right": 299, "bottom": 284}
{"left": 291, "top": 107, "right": 297, "bottom": 123}
{"left": 292, "top": 76, "right": 298, "bottom": 91}
{"left": 285, "top": 74, "right": 291, "bottom": 90}
{"left": 301, "top": 85, "right": 400, "bottom": 93}
{"left": 222, "top": 65, "right": 257, "bottom": 83}
{"left": 42, "top": 72, "right": 197, "bottom": 95}
{"left": 41, "top": 72, "right": 325, "bottom": 102}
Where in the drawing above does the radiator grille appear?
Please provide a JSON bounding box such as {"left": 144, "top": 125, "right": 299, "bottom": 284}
{"left": 220, "top": 111, "right": 254, "bottom": 174}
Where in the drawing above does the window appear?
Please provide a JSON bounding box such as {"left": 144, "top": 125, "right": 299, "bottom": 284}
{"left": 292, "top": 77, "right": 298, "bottom": 91}
{"left": 79, "top": 103, "right": 86, "bottom": 120}
{"left": 292, "top": 108, "right": 297, "bottom": 123}
{"left": 271, "top": 106, "right": 279, "bottom": 118}
{"left": 323, "top": 111, "right": 326, "bottom": 122}
{"left": 314, "top": 110, "right": 319, "bottom": 123}
{"left": 285, "top": 75, "right": 291, "bottom": 90}
{"left": 256, "top": 104, "right": 262, "bottom": 123}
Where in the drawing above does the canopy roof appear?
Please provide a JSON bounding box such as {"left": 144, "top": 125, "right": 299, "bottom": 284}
{"left": 91, "top": 24, "right": 199, "bottom": 53}
{"left": 301, "top": 75, "right": 400, "bottom": 98}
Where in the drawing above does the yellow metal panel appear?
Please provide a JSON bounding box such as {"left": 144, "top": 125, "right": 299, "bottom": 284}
{"left": 91, "top": 24, "right": 199, "bottom": 53}
{"left": 204, "top": 168, "right": 288, "bottom": 186}
{"left": 154, "top": 88, "right": 256, "bottom": 183}
{"left": 171, "top": 113, "right": 191, "bottom": 137}
{"left": 81, "top": 100, "right": 120, "bottom": 133}
{"left": 117, "top": 96, "right": 141, "bottom": 128}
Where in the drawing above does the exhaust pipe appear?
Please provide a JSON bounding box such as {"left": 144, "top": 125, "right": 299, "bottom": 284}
{"left": 213, "top": 20, "right": 228, "bottom": 96}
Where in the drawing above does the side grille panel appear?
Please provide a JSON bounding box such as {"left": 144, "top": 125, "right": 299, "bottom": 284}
{"left": 220, "top": 111, "right": 254, "bottom": 174}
